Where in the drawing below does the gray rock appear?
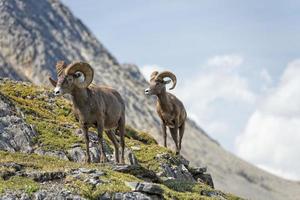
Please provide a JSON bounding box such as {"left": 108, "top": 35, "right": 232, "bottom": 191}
{"left": 67, "top": 146, "right": 85, "bottom": 162}
{"left": 196, "top": 173, "right": 214, "bottom": 189}
{"left": 98, "top": 192, "right": 111, "bottom": 200}
{"left": 177, "top": 155, "right": 189, "bottom": 167}
{"left": 114, "top": 192, "right": 161, "bottom": 200}
{"left": 0, "top": 162, "right": 23, "bottom": 171}
{"left": 124, "top": 148, "right": 139, "bottom": 166}
{"left": 90, "top": 145, "right": 101, "bottom": 163}
{"left": 160, "top": 163, "right": 175, "bottom": 178}
{"left": 26, "top": 171, "right": 66, "bottom": 182}
{"left": 125, "top": 182, "right": 163, "bottom": 195}
{"left": 201, "top": 190, "right": 226, "bottom": 200}
{"left": 71, "top": 143, "right": 81, "bottom": 148}
{"left": 159, "top": 163, "right": 195, "bottom": 182}
{"left": 85, "top": 178, "right": 102, "bottom": 186}
{"left": 34, "top": 191, "right": 47, "bottom": 200}
{"left": 0, "top": 193, "right": 18, "bottom": 200}
{"left": 32, "top": 189, "right": 86, "bottom": 200}
{"left": 112, "top": 165, "right": 135, "bottom": 173}
{"left": 78, "top": 168, "right": 96, "bottom": 174}
{"left": 90, "top": 171, "right": 105, "bottom": 178}
{"left": 20, "top": 193, "right": 30, "bottom": 200}
{"left": 191, "top": 167, "right": 207, "bottom": 174}
{"left": 69, "top": 132, "right": 114, "bottom": 163}
{"left": 0, "top": 94, "right": 36, "bottom": 153}
{"left": 131, "top": 146, "right": 141, "bottom": 151}
{"left": 173, "top": 164, "right": 195, "bottom": 182}
{"left": 189, "top": 166, "right": 214, "bottom": 188}
{"left": 34, "top": 148, "right": 68, "bottom": 160}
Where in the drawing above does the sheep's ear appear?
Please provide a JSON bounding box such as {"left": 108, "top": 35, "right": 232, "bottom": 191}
{"left": 49, "top": 77, "right": 57, "bottom": 87}
{"left": 164, "top": 80, "right": 171, "bottom": 84}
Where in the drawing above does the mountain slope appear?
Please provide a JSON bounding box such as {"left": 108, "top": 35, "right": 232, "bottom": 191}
{"left": 0, "top": 0, "right": 299, "bottom": 199}
{"left": 0, "top": 78, "right": 240, "bottom": 200}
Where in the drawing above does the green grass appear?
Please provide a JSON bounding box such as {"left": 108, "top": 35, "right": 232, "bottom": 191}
{"left": 0, "top": 176, "right": 39, "bottom": 194}
{"left": 0, "top": 80, "right": 242, "bottom": 200}
{"left": 0, "top": 80, "right": 83, "bottom": 151}
{"left": 125, "top": 126, "right": 158, "bottom": 145}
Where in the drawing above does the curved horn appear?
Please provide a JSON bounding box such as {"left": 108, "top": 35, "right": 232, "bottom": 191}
{"left": 150, "top": 71, "right": 159, "bottom": 81}
{"left": 65, "top": 62, "right": 94, "bottom": 88}
{"left": 156, "top": 71, "right": 177, "bottom": 90}
{"left": 56, "top": 60, "right": 66, "bottom": 76}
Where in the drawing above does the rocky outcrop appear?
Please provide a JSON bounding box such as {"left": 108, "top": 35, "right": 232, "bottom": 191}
{"left": 0, "top": 79, "right": 224, "bottom": 199}
{"left": 0, "top": 93, "right": 36, "bottom": 153}
{"left": 1, "top": 189, "right": 86, "bottom": 200}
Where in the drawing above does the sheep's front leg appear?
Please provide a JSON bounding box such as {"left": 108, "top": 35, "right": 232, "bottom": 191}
{"left": 106, "top": 130, "right": 120, "bottom": 163}
{"left": 162, "top": 122, "right": 167, "bottom": 148}
{"left": 97, "top": 124, "right": 108, "bottom": 163}
{"left": 169, "top": 124, "right": 180, "bottom": 155}
{"left": 178, "top": 121, "right": 185, "bottom": 153}
{"left": 82, "top": 125, "right": 91, "bottom": 163}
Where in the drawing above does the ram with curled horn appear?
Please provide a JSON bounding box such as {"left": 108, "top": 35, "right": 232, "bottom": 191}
{"left": 49, "top": 61, "right": 126, "bottom": 164}
{"left": 145, "top": 70, "right": 187, "bottom": 155}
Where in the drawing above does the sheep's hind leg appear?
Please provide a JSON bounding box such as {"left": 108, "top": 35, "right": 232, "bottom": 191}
{"left": 178, "top": 122, "right": 185, "bottom": 153}
{"left": 106, "top": 130, "right": 120, "bottom": 163}
{"left": 82, "top": 126, "right": 91, "bottom": 163}
{"left": 97, "top": 125, "right": 108, "bottom": 163}
{"left": 162, "top": 123, "right": 167, "bottom": 147}
{"left": 169, "top": 126, "right": 180, "bottom": 155}
{"left": 118, "top": 117, "right": 126, "bottom": 164}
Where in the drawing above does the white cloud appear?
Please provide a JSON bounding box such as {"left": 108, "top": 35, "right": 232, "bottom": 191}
{"left": 177, "top": 54, "right": 256, "bottom": 141}
{"left": 260, "top": 68, "right": 272, "bottom": 85}
{"left": 207, "top": 54, "right": 244, "bottom": 71}
{"left": 260, "top": 68, "right": 273, "bottom": 91}
{"left": 140, "top": 65, "right": 164, "bottom": 81}
{"left": 236, "top": 59, "right": 300, "bottom": 180}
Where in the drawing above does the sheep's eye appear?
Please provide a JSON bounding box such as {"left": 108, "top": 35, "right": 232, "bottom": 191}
{"left": 74, "top": 72, "right": 81, "bottom": 78}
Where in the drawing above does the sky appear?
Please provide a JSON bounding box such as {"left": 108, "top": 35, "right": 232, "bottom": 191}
{"left": 62, "top": 0, "right": 300, "bottom": 181}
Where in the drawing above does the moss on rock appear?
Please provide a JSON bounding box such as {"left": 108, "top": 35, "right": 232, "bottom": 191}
{"left": 0, "top": 79, "right": 242, "bottom": 200}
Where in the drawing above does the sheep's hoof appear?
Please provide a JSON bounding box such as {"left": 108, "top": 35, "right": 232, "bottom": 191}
{"left": 120, "top": 158, "right": 125, "bottom": 165}
{"left": 100, "top": 157, "right": 108, "bottom": 163}
{"left": 175, "top": 151, "right": 180, "bottom": 155}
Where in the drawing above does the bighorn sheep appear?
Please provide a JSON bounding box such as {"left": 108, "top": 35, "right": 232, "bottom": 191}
{"left": 49, "top": 61, "right": 125, "bottom": 164}
{"left": 145, "top": 71, "right": 187, "bottom": 155}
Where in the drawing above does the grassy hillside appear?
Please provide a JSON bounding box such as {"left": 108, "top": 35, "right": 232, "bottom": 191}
{"left": 0, "top": 78, "right": 241, "bottom": 200}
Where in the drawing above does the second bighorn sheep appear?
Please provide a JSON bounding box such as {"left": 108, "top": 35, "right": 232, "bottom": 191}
{"left": 49, "top": 61, "right": 125, "bottom": 163}
{"left": 145, "top": 71, "right": 187, "bottom": 155}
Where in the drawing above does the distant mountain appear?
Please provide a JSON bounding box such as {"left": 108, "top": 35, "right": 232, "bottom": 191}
{"left": 0, "top": 0, "right": 299, "bottom": 199}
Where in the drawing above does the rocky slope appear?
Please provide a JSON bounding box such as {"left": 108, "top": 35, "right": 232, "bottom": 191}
{"left": 0, "top": 78, "right": 239, "bottom": 200}
{"left": 0, "top": 0, "right": 299, "bottom": 199}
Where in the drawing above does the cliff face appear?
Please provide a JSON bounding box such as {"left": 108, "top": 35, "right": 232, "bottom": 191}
{"left": 0, "top": 0, "right": 299, "bottom": 200}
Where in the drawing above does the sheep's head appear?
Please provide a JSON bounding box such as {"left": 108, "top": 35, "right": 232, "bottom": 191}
{"left": 49, "top": 61, "right": 94, "bottom": 96}
{"left": 144, "top": 71, "right": 177, "bottom": 95}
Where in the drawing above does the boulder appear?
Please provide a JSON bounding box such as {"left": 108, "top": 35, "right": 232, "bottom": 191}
{"left": 113, "top": 192, "right": 162, "bottom": 200}
{"left": 67, "top": 146, "right": 86, "bottom": 162}
{"left": 124, "top": 148, "right": 139, "bottom": 166}
{"left": 126, "top": 182, "right": 163, "bottom": 195}
{"left": 34, "top": 148, "right": 68, "bottom": 160}
{"left": 0, "top": 94, "right": 36, "bottom": 153}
